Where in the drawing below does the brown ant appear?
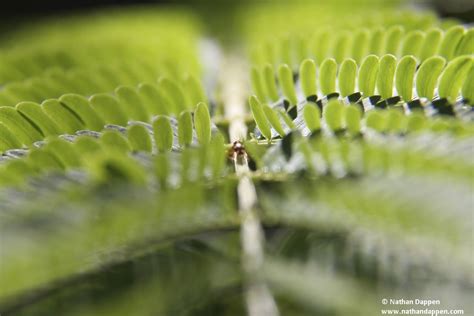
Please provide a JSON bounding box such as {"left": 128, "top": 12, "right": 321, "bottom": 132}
{"left": 228, "top": 140, "right": 247, "bottom": 163}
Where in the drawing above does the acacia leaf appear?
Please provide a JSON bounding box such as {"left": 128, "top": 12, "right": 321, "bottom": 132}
{"left": 338, "top": 58, "right": 357, "bottom": 97}
{"left": 358, "top": 55, "right": 379, "bottom": 97}
{"left": 250, "top": 66, "right": 267, "bottom": 102}
{"left": 319, "top": 58, "right": 337, "bottom": 95}
{"left": 303, "top": 103, "right": 321, "bottom": 132}
{"left": 401, "top": 30, "right": 424, "bottom": 58}
{"left": 178, "top": 110, "right": 193, "bottom": 147}
{"left": 194, "top": 102, "right": 212, "bottom": 145}
{"left": 263, "top": 104, "right": 285, "bottom": 137}
{"left": 278, "top": 64, "right": 297, "bottom": 105}
{"left": 416, "top": 56, "right": 446, "bottom": 100}
{"left": 439, "top": 26, "right": 465, "bottom": 60}
{"left": 438, "top": 56, "right": 473, "bottom": 101}
{"left": 59, "top": 94, "right": 105, "bottom": 131}
{"left": 115, "top": 85, "right": 149, "bottom": 121}
{"left": 249, "top": 96, "right": 272, "bottom": 140}
{"left": 299, "top": 59, "right": 317, "bottom": 98}
{"left": 16, "top": 101, "right": 62, "bottom": 136}
{"left": 323, "top": 100, "right": 344, "bottom": 132}
{"left": 377, "top": 54, "right": 397, "bottom": 99}
{"left": 89, "top": 93, "right": 128, "bottom": 126}
{"left": 263, "top": 64, "right": 279, "bottom": 102}
{"left": 345, "top": 104, "right": 362, "bottom": 135}
{"left": 419, "top": 28, "right": 443, "bottom": 62}
{"left": 153, "top": 115, "right": 173, "bottom": 152}
{"left": 385, "top": 25, "right": 404, "bottom": 55}
{"left": 395, "top": 55, "right": 417, "bottom": 101}
{"left": 127, "top": 124, "right": 152, "bottom": 153}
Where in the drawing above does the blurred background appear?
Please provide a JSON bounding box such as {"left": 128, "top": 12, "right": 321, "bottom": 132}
{"left": 0, "top": 0, "right": 473, "bottom": 22}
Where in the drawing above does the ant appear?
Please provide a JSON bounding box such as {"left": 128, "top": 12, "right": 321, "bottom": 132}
{"left": 228, "top": 140, "right": 247, "bottom": 164}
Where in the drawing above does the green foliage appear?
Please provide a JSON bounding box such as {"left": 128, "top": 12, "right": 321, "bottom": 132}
{"left": 0, "top": 4, "right": 473, "bottom": 316}
{"left": 438, "top": 55, "right": 473, "bottom": 101}
{"left": 278, "top": 64, "right": 298, "bottom": 105}
{"left": 299, "top": 59, "right": 317, "bottom": 98}
{"left": 249, "top": 95, "right": 272, "bottom": 140}
{"left": 358, "top": 55, "right": 379, "bottom": 97}
{"left": 395, "top": 55, "right": 417, "bottom": 101}
{"left": 194, "top": 102, "right": 212, "bottom": 145}
{"left": 377, "top": 54, "right": 397, "bottom": 99}
{"left": 416, "top": 56, "right": 446, "bottom": 99}
{"left": 319, "top": 58, "right": 337, "bottom": 95}
{"left": 338, "top": 58, "right": 357, "bottom": 97}
{"left": 153, "top": 115, "right": 174, "bottom": 152}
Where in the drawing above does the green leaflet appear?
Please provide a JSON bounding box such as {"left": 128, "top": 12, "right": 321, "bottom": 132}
{"left": 385, "top": 25, "right": 404, "bottom": 55}
{"left": 438, "top": 56, "right": 473, "bottom": 101}
{"left": 419, "top": 28, "right": 442, "bottom": 61}
{"left": 28, "top": 148, "right": 64, "bottom": 171}
{"left": 16, "top": 101, "right": 62, "bottom": 136}
{"left": 59, "top": 94, "right": 105, "bottom": 131}
{"left": 0, "top": 106, "right": 43, "bottom": 145}
{"left": 351, "top": 28, "right": 370, "bottom": 64}
{"left": 137, "top": 82, "right": 169, "bottom": 116}
{"left": 3, "top": 82, "right": 39, "bottom": 104}
{"left": 312, "top": 29, "right": 330, "bottom": 65}
{"left": 377, "top": 54, "right": 397, "bottom": 99}
{"left": 249, "top": 96, "right": 272, "bottom": 140}
{"left": 461, "top": 66, "right": 474, "bottom": 103}
{"left": 333, "top": 31, "right": 351, "bottom": 63}
{"left": 88, "top": 152, "right": 146, "bottom": 185}
{"left": 0, "top": 159, "right": 32, "bottom": 186}
{"left": 44, "top": 138, "right": 81, "bottom": 168}
{"left": 358, "top": 55, "right": 379, "bottom": 97}
{"left": 278, "top": 64, "right": 298, "bottom": 105}
{"left": 100, "top": 130, "right": 131, "bottom": 153}
{"left": 194, "top": 102, "right": 212, "bottom": 145}
{"left": 303, "top": 103, "right": 321, "bottom": 132}
{"left": 159, "top": 77, "right": 187, "bottom": 113}
{"left": 183, "top": 74, "right": 207, "bottom": 106}
{"left": 416, "top": 56, "right": 446, "bottom": 100}
{"left": 75, "top": 136, "right": 102, "bottom": 154}
{"left": 455, "top": 28, "right": 474, "bottom": 57}
{"left": 295, "top": 35, "right": 308, "bottom": 65}
{"left": 299, "top": 59, "right": 317, "bottom": 98}
{"left": 323, "top": 100, "right": 344, "bottom": 132}
{"left": 42, "top": 98, "right": 85, "bottom": 134}
{"left": 319, "top": 58, "right": 337, "bottom": 95}
{"left": 439, "top": 26, "right": 465, "bottom": 60}
{"left": 250, "top": 66, "right": 267, "bottom": 102}
{"left": 365, "top": 110, "right": 385, "bottom": 133}
{"left": 153, "top": 115, "right": 173, "bottom": 152}
{"left": 338, "top": 58, "right": 357, "bottom": 97}
{"left": 115, "top": 85, "right": 150, "bottom": 122}
{"left": 401, "top": 30, "right": 424, "bottom": 58}
{"left": 385, "top": 108, "right": 404, "bottom": 133}
{"left": 278, "top": 108, "right": 296, "bottom": 130}
{"left": 406, "top": 113, "right": 426, "bottom": 132}
{"left": 263, "top": 104, "right": 285, "bottom": 137}
{"left": 155, "top": 153, "right": 169, "bottom": 188}
{"left": 369, "top": 27, "right": 384, "bottom": 55}
{"left": 345, "top": 104, "right": 362, "bottom": 135}
{"left": 209, "top": 134, "right": 226, "bottom": 179}
{"left": 127, "top": 124, "right": 152, "bottom": 153}
{"left": 0, "top": 122, "right": 22, "bottom": 152}
{"left": 178, "top": 110, "right": 193, "bottom": 147}
{"left": 90, "top": 93, "right": 128, "bottom": 126}
{"left": 395, "top": 55, "right": 417, "bottom": 102}
{"left": 263, "top": 64, "right": 279, "bottom": 102}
